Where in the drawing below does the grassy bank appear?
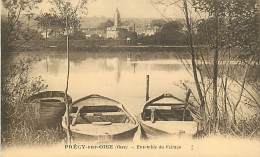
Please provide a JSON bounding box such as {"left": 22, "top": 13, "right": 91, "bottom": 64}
{"left": 1, "top": 57, "right": 64, "bottom": 147}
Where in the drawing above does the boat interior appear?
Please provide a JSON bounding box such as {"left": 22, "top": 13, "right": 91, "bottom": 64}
{"left": 142, "top": 104, "right": 194, "bottom": 122}
{"left": 39, "top": 97, "right": 63, "bottom": 103}
{"left": 70, "top": 105, "right": 132, "bottom": 126}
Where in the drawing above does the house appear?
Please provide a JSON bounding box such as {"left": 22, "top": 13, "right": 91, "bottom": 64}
{"left": 137, "top": 24, "right": 160, "bottom": 36}
{"left": 81, "top": 27, "right": 106, "bottom": 39}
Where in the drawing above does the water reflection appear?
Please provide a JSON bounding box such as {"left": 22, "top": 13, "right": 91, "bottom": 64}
{"left": 30, "top": 52, "right": 194, "bottom": 114}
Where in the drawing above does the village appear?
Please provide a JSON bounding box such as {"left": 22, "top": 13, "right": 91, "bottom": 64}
{"left": 2, "top": 7, "right": 191, "bottom": 52}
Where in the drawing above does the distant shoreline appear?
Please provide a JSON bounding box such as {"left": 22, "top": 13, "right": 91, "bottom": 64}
{"left": 9, "top": 39, "right": 208, "bottom": 52}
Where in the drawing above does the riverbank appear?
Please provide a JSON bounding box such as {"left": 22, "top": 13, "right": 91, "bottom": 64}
{"left": 9, "top": 39, "right": 208, "bottom": 52}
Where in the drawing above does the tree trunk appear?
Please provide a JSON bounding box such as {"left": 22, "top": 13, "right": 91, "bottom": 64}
{"left": 212, "top": 8, "right": 219, "bottom": 133}
{"left": 182, "top": 0, "right": 206, "bottom": 131}
{"left": 65, "top": 15, "right": 71, "bottom": 144}
{"left": 45, "top": 28, "right": 48, "bottom": 48}
{"left": 233, "top": 56, "right": 253, "bottom": 124}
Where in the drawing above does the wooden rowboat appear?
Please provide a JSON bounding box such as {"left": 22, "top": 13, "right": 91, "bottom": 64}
{"left": 139, "top": 93, "right": 198, "bottom": 139}
{"left": 62, "top": 94, "right": 138, "bottom": 142}
{"left": 27, "top": 91, "right": 72, "bottom": 128}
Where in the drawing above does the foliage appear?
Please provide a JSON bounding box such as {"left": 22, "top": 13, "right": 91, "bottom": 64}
{"left": 156, "top": 21, "right": 186, "bottom": 45}
{"left": 0, "top": 57, "right": 64, "bottom": 147}
{"left": 151, "top": 0, "right": 260, "bottom": 136}
{"left": 1, "top": 0, "right": 42, "bottom": 52}
{"left": 137, "top": 34, "right": 157, "bottom": 44}
{"left": 190, "top": 0, "right": 259, "bottom": 134}
{"left": 35, "top": 13, "right": 55, "bottom": 29}
{"left": 35, "top": 13, "right": 67, "bottom": 39}
{"left": 49, "top": 0, "right": 89, "bottom": 30}
{"left": 151, "top": 19, "right": 166, "bottom": 27}
{"left": 138, "top": 20, "right": 186, "bottom": 45}
{"left": 21, "top": 28, "right": 43, "bottom": 41}
{"left": 98, "top": 19, "right": 114, "bottom": 29}
{"left": 193, "top": 0, "right": 258, "bottom": 56}
{"left": 70, "top": 30, "right": 87, "bottom": 40}
{"left": 33, "top": 0, "right": 89, "bottom": 41}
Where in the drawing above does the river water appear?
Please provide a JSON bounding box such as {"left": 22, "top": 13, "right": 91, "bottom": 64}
{"left": 4, "top": 51, "right": 259, "bottom": 157}
{"left": 25, "top": 51, "right": 193, "bottom": 115}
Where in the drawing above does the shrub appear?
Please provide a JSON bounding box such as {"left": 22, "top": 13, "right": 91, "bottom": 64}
{"left": 1, "top": 57, "right": 64, "bottom": 147}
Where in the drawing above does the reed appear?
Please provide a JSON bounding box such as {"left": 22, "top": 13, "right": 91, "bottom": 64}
{"left": 1, "top": 57, "right": 64, "bottom": 147}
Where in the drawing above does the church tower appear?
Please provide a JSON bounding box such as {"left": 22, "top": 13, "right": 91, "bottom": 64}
{"left": 114, "top": 8, "right": 121, "bottom": 28}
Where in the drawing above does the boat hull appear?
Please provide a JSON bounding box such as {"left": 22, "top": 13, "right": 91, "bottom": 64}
{"left": 64, "top": 125, "right": 138, "bottom": 143}
{"left": 139, "top": 119, "right": 198, "bottom": 140}
{"left": 139, "top": 93, "right": 199, "bottom": 140}
{"left": 27, "top": 91, "right": 72, "bottom": 129}
{"left": 62, "top": 94, "right": 139, "bottom": 143}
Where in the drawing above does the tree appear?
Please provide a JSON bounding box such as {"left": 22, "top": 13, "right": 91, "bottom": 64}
{"left": 151, "top": 0, "right": 259, "bottom": 135}
{"left": 70, "top": 30, "right": 86, "bottom": 39}
{"left": 48, "top": 0, "right": 89, "bottom": 144}
{"left": 156, "top": 21, "right": 186, "bottom": 45}
{"left": 192, "top": 0, "right": 258, "bottom": 131}
{"left": 98, "top": 19, "right": 114, "bottom": 29}
{"left": 194, "top": 18, "right": 216, "bottom": 45}
{"left": 1, "top": 0, "right": 42, "bottom": 53}
{"left": 49, "top": 0, "right": 88, "bottom": 30}
{"left": 182, "top": 0, "right": 207, "bottom": 132}
{"left": 151, "top": 19, "right": 166, "bottom": 27}
{"left": 35, "top": 13, "right": 54, "bottom": 39}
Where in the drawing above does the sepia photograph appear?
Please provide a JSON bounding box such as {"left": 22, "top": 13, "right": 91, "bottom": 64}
{"left": 1, "top": 0, "right": 260, "bottom": 157}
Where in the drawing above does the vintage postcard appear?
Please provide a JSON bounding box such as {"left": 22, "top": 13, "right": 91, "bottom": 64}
{"left": 1, "top": 0, "right": 260, "bottom": 157}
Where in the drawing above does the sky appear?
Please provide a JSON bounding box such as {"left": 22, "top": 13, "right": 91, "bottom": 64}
{"left": 36, "top": 0, "right": 184, "bottom": 19}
